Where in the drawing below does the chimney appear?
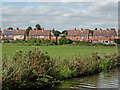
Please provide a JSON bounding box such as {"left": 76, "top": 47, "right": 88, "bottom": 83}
{"left": 107, "top": 28, "right": 109, "bottom": 31}
{"left": 81, "top": 28, "right": 83, "bottom": 30}
{"left": 42, "top": 28, "right": 44, "bottom": 31}
{"left": 74, "top": 28, "right": 76, "bottom": 31}
{"left": 100, "top": 28, "right": 102, "bottom": 30}
{"left": 36, "top": 28, "right": 38, "bottom": 30}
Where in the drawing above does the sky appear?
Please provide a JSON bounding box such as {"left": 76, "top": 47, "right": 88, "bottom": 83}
{"left": 0, "top": 1, "right": 119, "bottom": 32}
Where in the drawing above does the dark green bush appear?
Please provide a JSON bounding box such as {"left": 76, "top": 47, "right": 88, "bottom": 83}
{"left": 2, "top": 48, "right": 59, "bottom": 90}
{"left": 59, "top": 37, "right": 73, "bottom": 45}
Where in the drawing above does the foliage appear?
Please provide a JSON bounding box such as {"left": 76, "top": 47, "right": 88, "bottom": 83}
{"left": 2, "top": 48, "right": 59, "bottom": 89}
{"left": 53, "top": 30, "right": 61, "bottom": 44}
{"left": 26, "top": 26, "right": 32, "bottom": 36}
{"left": 59, "top": 37, "right": 73, "bottom": 45}
{"left": 2, "top": 47, "right": 120, "bottom": 89}
{"left": 114, "top": 39, "right": 120, "bottom": 44}
{"left": 7, "top": 27, "right": 13, "bottom": 30}
{"left": 35, "top": 24, "right": 42, "bottom": 30}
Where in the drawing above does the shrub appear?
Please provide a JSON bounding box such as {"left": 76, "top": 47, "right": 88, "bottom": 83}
{"left": 59, "top": 37, "right": 73, "bottom": 45}
{"left": 2, "top": 48, "right": 59, "bottom": 89}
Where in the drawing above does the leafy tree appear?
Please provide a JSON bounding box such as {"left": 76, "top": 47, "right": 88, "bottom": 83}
{"left": 59, "top": 37, "right": 73, "bottom": 45}
{"left": 62, "top": 30, "right": 68, "bottom": 36}
{"left": 53, "top": 30, "right": 61, "bottom": 44}
{"left": 7, "top": 27, "right": 13, "bottom": 30}
{"left": 26, "top": 26, "right": 32, "bottom": 36}
{"left": 35, "top": 24, "right": 42, "bottom": 30}
{"left": 95, "top": 28, "right": 97, "bottom": 30}
{"left": 111, "top": 28, "right": 115, "bottom": 30}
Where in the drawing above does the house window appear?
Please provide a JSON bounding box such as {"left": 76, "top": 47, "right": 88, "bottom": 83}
{"left": 9, "top": 35, "right": 12, "bottom": 37}
{"left": 35, "top": 35, "right": 38, "bottom": 38}
{"left": 74, "top": 36, "right": 77, "bottom": 38}
{"left": 69, "top": 36, "right": 70, "bottom": 37}
{"left": 53, "top": 36, "right": 56, "bottom": 38}
{"left": 40, "top": 36, "right": 44, "bottom": 38}
{"left": 94, "top": 36, "right": 97, "bottom": 38}
{"left": 98, "top": 40, "right": 103, "bottom": 43}
{"left": 46, "top": 36, "right": 48, "bottom": 38}
{"left": 4, "top": 35, "right": 6, "bottom": 37}
{"left": 79, "top": 35, "right": 82, "bottom": 38}
{"left": 111, "top": 41, "right": 113, "bottom": 43}
{"left": 105, "top": 36, "right": 108, "bottom": 38}
{"left": 115, "top": 35, "right": 118, "bottom": 38}
{"left": 89, "top": 36, "right": 92, "bottom": 38}
{"left": 104, "top": 40, "right": 109, "bottom": 43}
{"left": 20, "top": 35, "right": 23, "bottom": 38}
{"left": 112, "top": 36, "right": 114, "bottom": 38}
{"left": 99, "top": 36, "right": 103, "bottom": 38}
{"left": 94, "top": 40, "right": 96, "bottom": 43}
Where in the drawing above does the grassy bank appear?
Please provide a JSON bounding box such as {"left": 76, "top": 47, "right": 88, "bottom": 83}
{"left": 2, "top": 44, "right": 116, "bottom": 60}
{"left": 2, "top": 48, "right": 120, "bottom": 90}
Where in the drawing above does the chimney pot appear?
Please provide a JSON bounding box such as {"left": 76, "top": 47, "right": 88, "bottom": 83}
{"left": 74, "top": 28, "right": 76, "bottom": 31}
{"left": 81, "top": 28, "right": 83, "bottom": 30}
{"left": 107, "top": 28, "right": 109, "bottom": 30}
{"left": 36, "top": 28, "right": 38, "bottom": 30}
{"left": 42, "top": 28, "right": 44, "bottom": 31}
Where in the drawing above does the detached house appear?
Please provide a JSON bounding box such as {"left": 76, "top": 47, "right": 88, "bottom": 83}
{"left": 92, "top": 29, "right": 118, "bottom": 44}
{"left": 67, "top": 28, "right": 89, "bottom": 42}
{"left": 2, "top": 29, "right": 14, "bottom": 41}
{"left": 29, "top": 28, "right": 51, "bottom": 40}
{"left": 13, "top": 29, "right": 26, "bottom": 40}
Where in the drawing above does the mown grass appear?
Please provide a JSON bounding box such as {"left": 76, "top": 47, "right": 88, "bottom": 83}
{"left": 2, "top": 44, "right": 116, "bottom": 60}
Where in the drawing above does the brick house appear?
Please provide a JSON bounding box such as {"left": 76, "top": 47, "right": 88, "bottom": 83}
{"left": 29, "top": 28, "right": 51, "bottom": 40}
{"left": 2, "top": 29, "right": 14, "bottom": 41}
{"left": 13, "top": 29, "right": 26, "bottom": 40}
{"left": 67, "top": 28, "right": 89, "bottom": 42}
{"left": 92, "top": 29, "right": 118, "bottom": 44}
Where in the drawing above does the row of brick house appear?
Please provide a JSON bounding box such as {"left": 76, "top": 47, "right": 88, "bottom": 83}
{"left": 1, "top": 28, "right": 120, "bottom": 44}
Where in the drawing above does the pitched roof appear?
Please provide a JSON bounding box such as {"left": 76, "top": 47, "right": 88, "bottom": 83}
{"left": 68, "top": 29, "right": 89, "bottom": 36}
{"left": 93, "top": 30, "right": 117, "bottom": 36}
{"left": 13, "top": 30, "right": 25, "bottom": 35}
{"left": 3, "top": 29, "right": 13, "bottom": 35}
{"left": 29, "top": 30, "right": 50, "bottom": 36}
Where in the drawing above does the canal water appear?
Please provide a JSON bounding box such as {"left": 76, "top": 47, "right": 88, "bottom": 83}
{"left": 55, "top": 67, "right": 119, "bottom": 89}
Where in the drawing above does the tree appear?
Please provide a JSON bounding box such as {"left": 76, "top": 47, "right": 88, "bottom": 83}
{"left": 26, "top": 26, "right": 32, "bottom": 36}
{"left": 35, "top": 24, "right": 42, "bottom": 30}
{"left": 62, "top": 30, "right": 68, "bottom": 35}
{"left": 95, "top": 28, "right": 97, "bottom": 30}
{"left": 111, "top": 28, "right": 115, "bottom": 30}
{"left": 53, "top": 30, "right": 61, "bottom": 44}
{"left": 7, "top": 27, "right": 13, "bottom": 30}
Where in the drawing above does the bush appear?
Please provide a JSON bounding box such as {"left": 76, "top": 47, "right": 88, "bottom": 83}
{"left": 2, "top": 48, "right": 59, "bottom": 89}
{"left": 59, "top": 37, "right": 73, "bottom": 45}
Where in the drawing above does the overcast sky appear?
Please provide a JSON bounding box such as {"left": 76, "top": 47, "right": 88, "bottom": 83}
{"left": 0, "top": 1, "right": 119, "bottom": 31}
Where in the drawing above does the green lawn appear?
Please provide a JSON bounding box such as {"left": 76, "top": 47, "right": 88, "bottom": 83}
{"left": 2, "top": 44, "right": 116, "bottom": 60}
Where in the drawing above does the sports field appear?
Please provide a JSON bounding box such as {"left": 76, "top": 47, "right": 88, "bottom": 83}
{"left": 1, "top": 44, "right": 116, "bottom": 60}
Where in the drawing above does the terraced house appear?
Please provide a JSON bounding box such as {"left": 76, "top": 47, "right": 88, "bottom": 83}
{"left": 119, "top": 30, "right": 120, "bottom": 39}
{"left": 13, "top": 29, "right": 26, "bottom": 40}
{"left": 91, "top": 29, "right": 118, "bottom": 44}
{"left": 67, "top": 28, "right": 89, "bottom": 42}
{"left": 29, "top": 28, "right": 51, "bottom": 40}
{"left": 2, "top": 29, "right": 14, "bottom": 41}
{"left": 2, "top": 29, "right": 26, "bottom": 41}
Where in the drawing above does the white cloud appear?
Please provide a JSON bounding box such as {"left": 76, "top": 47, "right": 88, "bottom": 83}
{"left": 1, "top": 2, "right": 118, "bottom": 31}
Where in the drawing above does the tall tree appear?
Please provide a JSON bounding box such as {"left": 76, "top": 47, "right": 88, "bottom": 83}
{"left": 35, "top": 24, "right": 42, "bottom": 30}
{"left": 53, "top": 30, "right": 61, "bottom": 44}
{"left": 95, "top": 28, "right": 97, "bottom": 30}
{"left": 26, "top": 26, "right": 32, "bottom": 36}
{"left": 7, "top": 27, "right": 13, "bottom": 30}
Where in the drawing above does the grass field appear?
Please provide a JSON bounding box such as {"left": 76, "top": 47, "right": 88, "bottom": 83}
{"left": 2, "top": 44, "right": 117, "bottom": 60}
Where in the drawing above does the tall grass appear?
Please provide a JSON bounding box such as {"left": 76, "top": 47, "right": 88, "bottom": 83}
{"left": 2, "top": 48, "right": 120, "bottom": 89}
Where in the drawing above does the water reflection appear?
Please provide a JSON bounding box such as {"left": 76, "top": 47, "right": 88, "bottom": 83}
{"left": 57, "top": 68, "right": 119, "bottom": 89}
